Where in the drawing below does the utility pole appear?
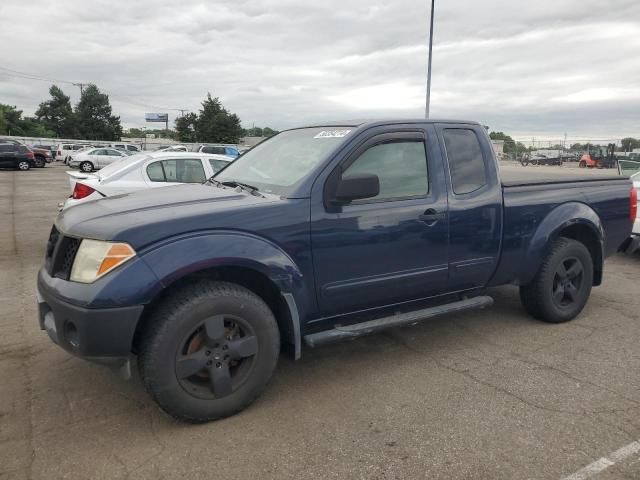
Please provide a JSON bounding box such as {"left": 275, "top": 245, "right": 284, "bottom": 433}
{"left": 73, "top": 83, "right": 86, "bottom": 95}
{"left": 425, "top": 0, "right": 435, "bottom": 118}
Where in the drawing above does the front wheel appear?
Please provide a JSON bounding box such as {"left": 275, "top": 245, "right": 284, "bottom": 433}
{"left": 79, "top": 161, "right": 93, "bottom": 172}
{"left": 139, "top": 281, "right": 280, "bottom": 423}
{"left": 520, "top": 237, "right": 593, "bottom": 323}
{"left": 34, "top": 156, "right": 46, "bottom": 168}
{"left": 17, "top": 160, "right": 30, "bottom": 171}
{"left": 578, "top": 160, "right": 587, "bottom": 168}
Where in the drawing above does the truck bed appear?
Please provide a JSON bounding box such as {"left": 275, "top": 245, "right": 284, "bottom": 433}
{"left": 491, "top": 166, "right": 631, "bottom": 287}
{"left": 499, "top": 165, "right": 623, "bottom": 187}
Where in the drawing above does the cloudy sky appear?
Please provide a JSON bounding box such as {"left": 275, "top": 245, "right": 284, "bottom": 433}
{"left": 1, "top": 0, "right": 639, "bottom": 141}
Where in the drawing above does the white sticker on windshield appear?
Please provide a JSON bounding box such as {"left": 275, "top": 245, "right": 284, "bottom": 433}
{"left": 314, "top": 129, "right": 351, "bottom": 139}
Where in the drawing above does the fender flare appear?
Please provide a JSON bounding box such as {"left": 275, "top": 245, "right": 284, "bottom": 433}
{"left": 521, "top": 202, "right": 604, "bottom": 285}
{"left": 139, "top": 231, "right": 310, "bottom": 358}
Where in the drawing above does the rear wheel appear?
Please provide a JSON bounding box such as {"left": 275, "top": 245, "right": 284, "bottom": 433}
{"left": 579, "top": 160, "right": 587, "bottom": 168}
{"left": 520, "top": 237, "right": 593, "bottom": 323}
{"left": 139, "top": 281, "right": 280, "bottom": 423}
{"left": 79, "top": 161, "right": 93, "bottom": 172}
{"left": 17, "top": 161, "right": 30, "bottom": 171}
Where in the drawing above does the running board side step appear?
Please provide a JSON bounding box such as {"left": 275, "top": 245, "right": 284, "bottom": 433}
{"left": 303, "top": 296, "right": 494, "bottom": 348}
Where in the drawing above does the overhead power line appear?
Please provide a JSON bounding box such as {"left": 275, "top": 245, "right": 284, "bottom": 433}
{"left": 0, "top": 66, "right": 188, "bottom": 113}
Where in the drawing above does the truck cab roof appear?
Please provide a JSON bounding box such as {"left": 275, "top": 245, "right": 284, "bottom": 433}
{"left": 295, "top": 118, "right": 481, "bottom": 130}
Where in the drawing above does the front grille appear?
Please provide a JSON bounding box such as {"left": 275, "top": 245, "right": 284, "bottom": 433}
{"left": 45, "top": 225, "right": 81, "bottom": 280}
{"left": 52, "top": 236, "right": 81, "bottom": 280}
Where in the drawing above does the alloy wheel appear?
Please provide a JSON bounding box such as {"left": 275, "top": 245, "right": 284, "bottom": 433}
{"left": 551, "top": 257, "right": 584, "bottom": 308}
{"left": 175, "top": 315, "right": 258, "bottom": 400}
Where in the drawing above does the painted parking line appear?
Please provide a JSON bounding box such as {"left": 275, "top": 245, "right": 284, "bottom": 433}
{"left": 561, "top": 441, "right": 640, "bottom": 480}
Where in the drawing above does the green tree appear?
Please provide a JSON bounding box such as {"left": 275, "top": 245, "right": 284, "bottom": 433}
{"left": 0, "top": 104, "right": 54, "bottom": 137}
{"left": 74, "top": 84, "right": 122, "bottom": 140}
{"left": 515, "top": 142, "right": 527, "bottom": 154}
{"left": 246, "top": 126, "right": 263, "bottom": 137}
{"left": 489, "top": 131, "right": 516, "bottom": 154}
{"left": 0, "top": 104, "right": 24, "bottom": 135}
{"left": 20, "top": 117, "right": 55, "bottom": 137}
{"left": 621, "top": 137, "right": 639, "bottom": 151}
{"left": 0, "top": 107, "right": 6, "bottom": 134}
{"left": 262, "top": 127, "right": 279, "bottom": 137}
{"left": 195, "top": 93, "right": 243, "bottom": 143}
{"left": 175, "top": 112, "right": 198, "bottom": 142}
{"left": 35, "top": 85, "right": 76, "bottom": 137}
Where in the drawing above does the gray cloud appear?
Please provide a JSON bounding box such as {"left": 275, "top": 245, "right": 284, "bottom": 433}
{"left": 0, "top": 0, "right": 639, "bottom": 139}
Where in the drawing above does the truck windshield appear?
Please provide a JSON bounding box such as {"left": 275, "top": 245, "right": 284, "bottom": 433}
{"left": 214, "top": 127, "right": 353, "bottom": 195}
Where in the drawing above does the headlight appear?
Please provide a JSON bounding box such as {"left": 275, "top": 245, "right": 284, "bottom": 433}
{"left": 70, "top": 239, "right": 136, "bottom": 283}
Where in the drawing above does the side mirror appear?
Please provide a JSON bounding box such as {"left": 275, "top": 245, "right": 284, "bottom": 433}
{"left": 334, "top": 173, "right": 380, "bottom": 203}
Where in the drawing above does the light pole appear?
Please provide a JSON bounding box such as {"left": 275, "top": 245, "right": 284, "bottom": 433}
{"left": 425, "top": 0, "right": 435, "bottom": 118}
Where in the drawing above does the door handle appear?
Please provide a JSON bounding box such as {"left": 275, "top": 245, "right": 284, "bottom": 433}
{"left": 418, "top": 208, "right": 445, "bottom": 225}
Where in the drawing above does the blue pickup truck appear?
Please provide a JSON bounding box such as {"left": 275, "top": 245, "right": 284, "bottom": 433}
{"left": 37, "top": 119, "right": 634, "bottom": 422}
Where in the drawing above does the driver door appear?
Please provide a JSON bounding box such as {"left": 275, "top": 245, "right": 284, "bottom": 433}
{"left": 310, "top": 129, "right": 450, "bottom": 316}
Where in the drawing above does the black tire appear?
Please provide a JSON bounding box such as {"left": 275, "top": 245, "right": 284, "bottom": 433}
{"left": 520, "top": 237, "right": 593, "bottom": 323}
{"left": 79, "top": 161, "right": 93, "bottom": 172}
{"left": 34, "top": 156, "right": 46, "bottom": 168}
{"left": 138, "top": 281, "right": 280, "bottom": 423}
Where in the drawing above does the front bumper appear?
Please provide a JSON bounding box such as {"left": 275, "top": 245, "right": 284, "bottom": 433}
{"left": 37, "top": 271, "right": 144, "bottom": 367}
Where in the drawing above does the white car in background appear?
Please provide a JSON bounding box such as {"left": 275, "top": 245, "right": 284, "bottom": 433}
{"left": 62, "top": 151, "right": 234, "bottom": 210}
{"left": 56, "top": 143, "right": 95, "bottom": 163}
{"left": 108, "top": 142, "right": 141, "bottom": 153}
{"left": 157, "top": 145, "right": 189, "bottom": 152}
{"left": 68, "top": 147, "right": 131, "bottom": 172}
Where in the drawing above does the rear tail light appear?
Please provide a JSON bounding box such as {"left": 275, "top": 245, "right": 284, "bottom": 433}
{"left": 72, "top": 183, "right": 96, "bottom": 200}
{"left": 630, "top": 187, "right": 638, "bottom": 222}
{"left": 57, "top": 150, "right": 62, "bottom": 156}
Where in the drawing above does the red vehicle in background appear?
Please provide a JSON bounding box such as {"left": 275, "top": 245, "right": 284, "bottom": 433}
{"left": 31, "top": 147, "right": 52, "bottom": 167}
{"left": 579, "top": 144, "right": 617, "bottom": 169}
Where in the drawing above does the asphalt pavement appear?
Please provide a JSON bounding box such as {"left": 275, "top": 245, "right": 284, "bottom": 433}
{"left": 1, "top": 163, "right": 639, "bottom": 480}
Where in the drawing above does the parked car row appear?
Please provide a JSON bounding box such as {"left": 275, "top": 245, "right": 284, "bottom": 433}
{"left": 57, "top": 142, "right": 141, "bottom": 163}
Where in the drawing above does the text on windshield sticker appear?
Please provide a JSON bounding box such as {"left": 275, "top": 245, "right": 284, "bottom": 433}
{"left": 314, "top": 130, "right": 351, "bottom": 139}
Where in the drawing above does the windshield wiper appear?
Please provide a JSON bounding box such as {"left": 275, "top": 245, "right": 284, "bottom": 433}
{"left": 221, "top": 180, "right": 263, "bottom": 196}
{"left": 204, "top": 177, "right": 225, "bottom": 188}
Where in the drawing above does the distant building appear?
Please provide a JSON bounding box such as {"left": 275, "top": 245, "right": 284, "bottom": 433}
{"left": 491, "top": 140, "right": 505, "bottom": 159}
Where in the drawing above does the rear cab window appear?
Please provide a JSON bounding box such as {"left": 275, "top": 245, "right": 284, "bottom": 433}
{"left": 442, "top": 129, "right": 488, "bottom": 195}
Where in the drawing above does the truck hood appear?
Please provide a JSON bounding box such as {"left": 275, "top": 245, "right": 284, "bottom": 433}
{"left": 56, "top": 184, "right": 281, "bottom": 248}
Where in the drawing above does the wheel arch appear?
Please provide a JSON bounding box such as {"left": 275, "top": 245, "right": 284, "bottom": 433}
{"left": 133, "top": 232, "right": 309, "bottom": 359}
{"left": 522, "top": 202, "right": 604, "bottom": 286}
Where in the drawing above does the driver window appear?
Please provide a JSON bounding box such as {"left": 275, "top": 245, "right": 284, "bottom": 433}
{"left": 343, "top": 141, "right": 429, "bottom": 201}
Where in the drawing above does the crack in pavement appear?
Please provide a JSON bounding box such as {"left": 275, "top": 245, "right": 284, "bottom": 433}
{"left": 383, "top": 329, "right": 639, "bottom": 418}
